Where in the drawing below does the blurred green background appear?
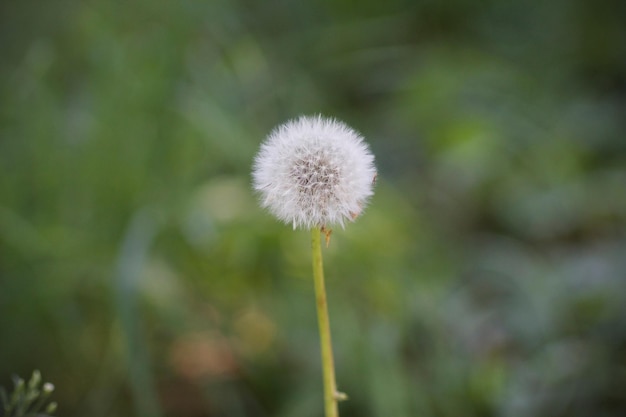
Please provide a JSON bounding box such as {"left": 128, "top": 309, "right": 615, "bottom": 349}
{"left": 1, "top": 0, "right": 625, "bottom": 416}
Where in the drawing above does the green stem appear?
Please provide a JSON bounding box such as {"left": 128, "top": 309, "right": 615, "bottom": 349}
{"left": 311, "top": 227, "right": 340, "bottom": 417}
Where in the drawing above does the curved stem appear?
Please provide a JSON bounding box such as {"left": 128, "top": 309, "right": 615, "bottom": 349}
{"left": 311, "top": 227, "right": 339, "bottom": 417}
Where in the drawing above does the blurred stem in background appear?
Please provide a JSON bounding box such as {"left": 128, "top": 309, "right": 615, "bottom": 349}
{"left": 114, "top": 210, "right": 162, "bottom": 417}
{"left": 311, "top": 227, "right": 346, "bottom": 417}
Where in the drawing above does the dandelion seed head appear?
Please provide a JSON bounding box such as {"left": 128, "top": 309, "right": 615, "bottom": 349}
{"left": 252, "top": 115, "right": 376, "bottom": 229}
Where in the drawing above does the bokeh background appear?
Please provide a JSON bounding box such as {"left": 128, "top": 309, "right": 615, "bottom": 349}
{"left": 1, "top": 0, "right": 625, "bottom": 416}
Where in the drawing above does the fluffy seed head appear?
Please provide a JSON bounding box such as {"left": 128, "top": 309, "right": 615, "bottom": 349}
{"left": 252, "top": 115, "right": 376, "bottom": 229}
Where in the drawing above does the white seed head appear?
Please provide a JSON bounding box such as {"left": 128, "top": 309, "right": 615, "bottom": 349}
{"left": 252, "top": 115, "right": 376, "bottom": 229}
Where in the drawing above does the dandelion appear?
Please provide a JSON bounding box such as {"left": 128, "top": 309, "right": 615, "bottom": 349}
{"left": 252, "top": 115, "right": 377, "bottom": 417}
{"left": 252, "top": 115, "right": 376, "bottom": 230}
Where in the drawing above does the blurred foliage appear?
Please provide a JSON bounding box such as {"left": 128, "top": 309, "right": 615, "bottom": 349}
{"left": 1, "top": 370, "right": 57, "bottom": 417}
{"left": 1, "top": 0, "right": 626, "bottom": 416}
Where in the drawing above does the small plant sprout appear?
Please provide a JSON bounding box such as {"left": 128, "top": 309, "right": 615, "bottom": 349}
{"left": 253, "top": 115, "right": 376, "bottom": 417}
{"left": 0, "top": 370, "right": 58, "bottom": 417}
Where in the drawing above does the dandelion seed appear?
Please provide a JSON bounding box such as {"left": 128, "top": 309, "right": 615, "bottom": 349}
{"left": 252, "top": 115, "right": 377, "bottom": 229}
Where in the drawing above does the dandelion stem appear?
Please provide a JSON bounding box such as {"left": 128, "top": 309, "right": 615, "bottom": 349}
{"left": 311, "top": 227, "right": 340, "bottom": 417}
